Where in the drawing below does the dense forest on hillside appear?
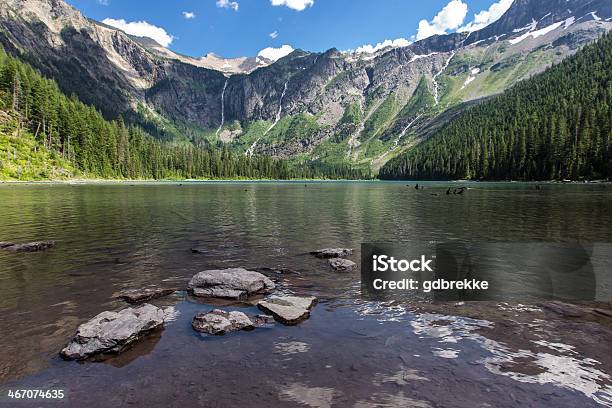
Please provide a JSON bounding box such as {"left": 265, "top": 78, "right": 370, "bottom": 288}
{"left": 0, "top": 48, "right": 368, "bottom": 180}
{"left": 380, "top": 33, "right": 612, "bottom": 181}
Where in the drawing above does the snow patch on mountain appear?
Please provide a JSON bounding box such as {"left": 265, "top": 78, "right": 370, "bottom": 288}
{"left": 409, "top": 53, "right": 439, "bottom": 63}
{"left": 564, "top": 17, "right": 576, "bottom": 30}
{"left": 509, "top": 21, "right": 564, "bottom": 45}
{"left": 590, "top": 12, "right": 602, "bottom": 22}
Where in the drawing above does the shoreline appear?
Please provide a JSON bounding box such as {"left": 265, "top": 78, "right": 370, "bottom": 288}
{"left": 1, "top": 178, "right": 610, "bottom": 185}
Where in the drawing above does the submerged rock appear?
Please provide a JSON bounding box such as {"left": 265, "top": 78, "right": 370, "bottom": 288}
{"left": 258, "top": 296, "right": 317, "bottom": 325}
{"left": 328, "top": 258, "right": 357, "bottom": 272}
{"left": 310, "top": 248, "right": 353, "bottom": 259}
{"left": 192, "top": 310, "right": 255, "bottom": 335}
{"left": 188, "top": 268, "right": 276, "bottom": 300}
{"left": 2, "top": 241, "right": 55, "bottom": 252}
{"left": 116, "top": 287, "right": 176, "bottom": 304}
{"left": 256, "top": 267, "right": 300, "bottom": 275}
{"left": 539, "top": 301, "right": 588, "bottom": 317}
{"left": 253, "top": 314, "right": 276, "bottom": 326}
{"left": 190, "top": 248, "right": 206, "bottom": 254}
{"left": 60, "top": 303, "right": 165, "bottom": 360}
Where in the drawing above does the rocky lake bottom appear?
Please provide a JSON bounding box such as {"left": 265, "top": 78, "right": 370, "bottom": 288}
{"left": 0, "top": 181, "right": 611, "bottom": 407}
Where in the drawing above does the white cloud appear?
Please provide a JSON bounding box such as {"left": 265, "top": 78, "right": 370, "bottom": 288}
{"left": 182, "top": 11, "right": 196, "bottom": 19}
{"left": 98, "top": 0, "right": 109, "bottom": 5}
{"left": 102, "top": 18, "right": 174, "bottom": 47}
{"left": 257, "top": 44, "right": 294, "bottom": 62}
{"left": 460, "top": 0, "right": 514, "bottom": 32}
{"left": 217, "top": 0, "right": 239, "bottom": 12}
{"left": 270, "top": 0, "right": 314, "bottom": 11}
{"left": 416, "top": 0, "right": 468, "bottom": 40}
{"left": 354, "top": 38, "right": 411, "bottom": 54}
{"left": 269, "top": 31, "right": 279, "bottom": 39}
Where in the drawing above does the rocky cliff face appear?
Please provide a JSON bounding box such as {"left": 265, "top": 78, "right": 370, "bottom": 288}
{"left": 0, "top": 0, "right": 610, "bottom": 169}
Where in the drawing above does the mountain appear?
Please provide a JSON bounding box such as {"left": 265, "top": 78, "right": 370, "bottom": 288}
{"left": 0, "top": 0, "right": 610, "bottom": 172}
{"left": 380, "top": 32, "right": 612, "bottom": 181}
{"left": 128, "top": 36, "right": 273, "bottom": 75}
{"left": 0, "top": 47, "right": 368, "bottom": 180}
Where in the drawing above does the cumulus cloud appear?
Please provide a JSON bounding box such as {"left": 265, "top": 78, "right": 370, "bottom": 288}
{"left": 354, "top": 38, "right": 411, "bottom": 54}
{"left": 416, "top": 0, "right": 468, "bottom": 40}
{"left": 102, "top": 18, "right": 174, "bottom": 47}
{"left": 459, "top": 0, "right": 514, "bottom": 32}
{"left": 217, "top": 0, "right": 239, "bottom": 11}
{"left": 182, "top": 11, "right": 196, "bottom": 19}
{"left": 257, "top": 45, "right": 294, "bottom": 62}
{"left": 269, "top": 31, "right": 279, "bottom": 39}
{"left": 270, "top": 0, "right": 314, "bottom": 11}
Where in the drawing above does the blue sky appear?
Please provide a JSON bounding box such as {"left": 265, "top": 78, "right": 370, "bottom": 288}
{"left": 65, "top": 0, "right": 514, "bottom": 59}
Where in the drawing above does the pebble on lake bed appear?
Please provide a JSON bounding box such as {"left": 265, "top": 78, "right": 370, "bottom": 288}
{"left": 258, "top": 296, "right": 317, "bottom": 325}
{"left": 60, "top": 303, "right": 165, "bottom": 360}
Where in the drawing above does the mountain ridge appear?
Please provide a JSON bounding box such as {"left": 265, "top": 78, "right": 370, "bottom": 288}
{"left": 0, "top": 0, "right": 610, "bottom": 171}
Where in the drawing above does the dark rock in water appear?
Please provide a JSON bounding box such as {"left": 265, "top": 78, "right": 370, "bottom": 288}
{"left": 253, "top": 314, "right": 276, "bottom": 326}
{"left": 593, "top": 308, "right": 612, "bottom": 318}
{"left": 2, "top": 241, "right": 55, "bottom": 252}
{"left": 257, "top": 267, "right": 300, "bottom": 275}
{"left": 0, "top": 242, "right": 14, "bottom": 248}
{"left": 188, "top": 268, "right": 276, "bottom": 300}
{"left": 191, "top": 248, "right": 206, "bottom": 254}
{"left": 192, "top": 309, "right": 256, "bottom": 335}
{"left": 539, "top": 301, "right": 587, "bottom": 317}
{"left": 310, "top": 248, "right": 353, "bottom": 259}
{"left": 116, "top": 287, "right": 176, "bottom": 304}
{"left": 60, "top": 304, "right": 165, "bottom": 360}
{"left": 258, "top": 296, "right": 317, "bottom": 325}
{"left": 329, "top": 258, "right": 357, "bottom": 272}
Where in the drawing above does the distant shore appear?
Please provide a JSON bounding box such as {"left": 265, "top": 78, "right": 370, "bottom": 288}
{"left": 1, "top": 178, "right": 610, "bottom": 185}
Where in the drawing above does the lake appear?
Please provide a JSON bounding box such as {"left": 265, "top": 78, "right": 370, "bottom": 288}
{"left": 0, "top": 181, "right": 611, "bottom": 407}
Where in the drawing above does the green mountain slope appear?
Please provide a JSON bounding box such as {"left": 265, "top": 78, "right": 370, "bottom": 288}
{"left": 380, "top": 33, "right": 612, "bottom": 181}
{"left": 0, "top": 48, "right": 367, "bottom": 181}
{"left": 0, "top": 111, "right": 75, "bottom": 180}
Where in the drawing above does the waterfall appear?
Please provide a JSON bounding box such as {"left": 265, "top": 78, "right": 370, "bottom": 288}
{"left": 432, "top": 32, "right": 472, "bottom": 106}
{"left": 432, "top": 51, "right": 455, "bottom": 105}
{"left": 265, "top": 81, "right": 289, "bottom": 135}
{"left": 216, "top": 78, "right": 229, "bottom": 136}
{"left": 246, "top": 81, "right": 289, "bottom": 156}
{"left": 395, "top": 113, "right": 423, "bottom": 147}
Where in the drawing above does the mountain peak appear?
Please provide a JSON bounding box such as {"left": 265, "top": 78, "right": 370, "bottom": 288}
{"left": 466, "top": 0, "right": 612, "bottom": 45}
{"left": 1, "top": 0, "right": 87, "bottom": 32}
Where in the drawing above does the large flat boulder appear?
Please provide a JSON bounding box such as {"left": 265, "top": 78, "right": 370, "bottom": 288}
{"left": 310, "top": 248, "right": 353, "bottom": 259}
{"left": 60, "top": 304, "right": 165, "bottom": 360}
{"left": 258, "top": 296, "right": 317, "bottom": 325}
{"left": 329, "top": 258, "right": 357, "bottom": 272}
{"left": 116, "top": 287, "right": 176, "bottom": 304}
{"left": 2, "top": 241, "right": 55, "bottom": 252}
{"left": 188, "top": 268, "right": 276, "bottom": 300}
{"left": 192, "top": 310, "right": 256, "bottom": 335}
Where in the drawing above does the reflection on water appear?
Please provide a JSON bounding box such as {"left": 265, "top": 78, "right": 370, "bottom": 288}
{"left": 0, "top": 181, "right": 611, "bottom": 407}
{"left": 279, "top": 383, "right": 339, "bottom": 408}
{"left": 411, "top": 312, "right": 612, "bottom": 406}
